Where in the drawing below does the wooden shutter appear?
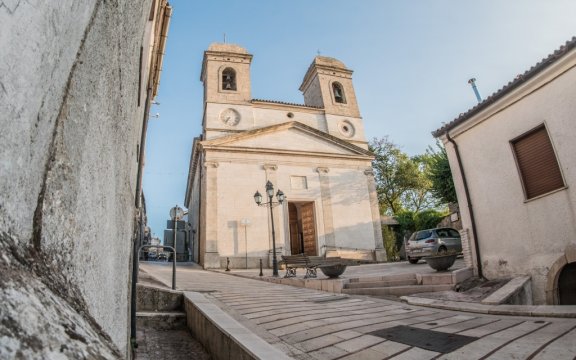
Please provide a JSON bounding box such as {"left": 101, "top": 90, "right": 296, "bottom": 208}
{"left": 512, "top": 126, "right": 564, "bottom": 199}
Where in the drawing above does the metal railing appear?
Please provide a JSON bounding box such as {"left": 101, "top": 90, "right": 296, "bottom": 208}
{"left": 137, "top": 245, "right": 176, "bottom": 290}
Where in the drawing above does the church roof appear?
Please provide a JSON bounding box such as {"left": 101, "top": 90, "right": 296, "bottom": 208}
{"left": 313, "top": 56, "right": 348, "bottom": 70}
{"left": 200, "top": 121, "right": 373, "bottom": 157}
{"left": 251, "top": 98, "right": 323, "bottom": 109}
{"left": 206, "top": 43, "right": 248, "bottom": 54}
{"left": 433, "top": 36, "right": 576, "bottom": 138}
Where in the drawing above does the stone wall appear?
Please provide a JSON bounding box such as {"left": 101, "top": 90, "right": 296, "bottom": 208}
{"left": 0, "top": 0, "right": 153, "bottom": 357}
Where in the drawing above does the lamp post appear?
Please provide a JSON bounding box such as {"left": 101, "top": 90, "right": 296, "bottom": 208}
{"left": 254, "top": 181, "right": 285, "bottom": 277}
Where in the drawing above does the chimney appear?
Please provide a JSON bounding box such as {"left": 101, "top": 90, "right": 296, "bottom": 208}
{"left": 468, "top": 78, "right": 482, "bottom": 103}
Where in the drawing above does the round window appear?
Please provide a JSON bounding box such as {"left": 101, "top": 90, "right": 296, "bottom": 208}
{"left": 338, "top": 120, "right": 355, "bottom": 138}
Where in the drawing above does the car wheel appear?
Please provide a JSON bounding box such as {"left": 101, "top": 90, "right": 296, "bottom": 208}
{"left": 408, "top": 257, "right": 420, "bottom": 264}
{"left": 437, "top": 246, "right": 447, "bottom": 255}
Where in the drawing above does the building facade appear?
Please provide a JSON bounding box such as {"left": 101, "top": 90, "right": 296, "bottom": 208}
{"left": 185, "top": 43, "right": 385, "bottom": 269}
{"left": 434, "top": 38, "right": 576, "bottom": 305}
{"left": 0, "top": 0, "right": 171, "bottom": 357}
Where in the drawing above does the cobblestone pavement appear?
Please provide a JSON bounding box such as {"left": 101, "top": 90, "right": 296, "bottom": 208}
{"left": 134, "top": 324, "right": 211, "bottom": 360}
{"left": 141, "top": 263, "right": 576, "bottom": 360}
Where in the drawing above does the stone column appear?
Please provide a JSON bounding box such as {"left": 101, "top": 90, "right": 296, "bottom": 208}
{"left": 365, "top": 168, "right": 386, "bottom": 261}
{"left": 316, "top": 167, "right": 336, "bottom": 250}
{"left": 201, "top": 161, "right": 220, "bottom": 268}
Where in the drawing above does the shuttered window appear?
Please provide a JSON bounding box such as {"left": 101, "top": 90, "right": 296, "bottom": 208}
{"left": 511, "top": 125, "right": 565, "bottom": 200}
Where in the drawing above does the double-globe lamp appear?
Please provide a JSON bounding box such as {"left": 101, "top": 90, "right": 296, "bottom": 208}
{"left": 253, "top": 181, "right": 285, "bottom": 276}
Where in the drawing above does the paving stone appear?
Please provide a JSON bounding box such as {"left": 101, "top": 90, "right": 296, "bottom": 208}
{"left": 485, "top": 322, "right": 576, "bottom": 359}
{"left": 296, "top": 334, "right": 347, "bottom": 352}
{"left": 369, "top": 340, "right": 411, "bottom": 357}
{"left": 458, "top": 319, "right": 522, "bottom": 337}
{"left": 308, "top": 346, "right": 349, "bottom": 360}
{"left": 438, "top": 321, "right": 549, "bottom": 359}
{"left": 409, "top": 314, "right": 476, "bottom": 329}
{"left": 531, "top": 327, "right": 576, "bottom": 360}
{"left": 333, "top": 334, "right": 383, "bottom": 352}
{"left": 389, "top": 347, "right": 439, "bottom": 359}
{"left": 432, "top": 316, "right": 499, "bottom": 334}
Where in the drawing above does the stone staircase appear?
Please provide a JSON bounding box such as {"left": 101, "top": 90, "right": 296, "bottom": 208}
{"left": 136, "top": 284, "right": 187, "bottom": 329}
{"left": 342, "top": 271, "right": 468, "bottom": 297}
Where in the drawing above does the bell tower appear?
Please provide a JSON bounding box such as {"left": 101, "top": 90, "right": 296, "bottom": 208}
{"left": 200, "top": 43, "right": 253, "bottom": 105}
{"left": 299, "top": 56, "right": 360, "bottom": 118}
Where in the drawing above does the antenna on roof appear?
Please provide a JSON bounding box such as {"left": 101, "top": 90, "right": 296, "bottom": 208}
{"left": 468, "top": 78, "right": 482, "bottom": 103}
{"left": 317, "top": 49, "right": 321, "bottom": 56}
{"left": 223, "top": 33, "right": 227, "bottom": 44}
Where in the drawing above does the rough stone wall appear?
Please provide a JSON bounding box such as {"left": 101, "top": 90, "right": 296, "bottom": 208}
{"left": 0, "top": 0, "right": 152, "bottom": 357}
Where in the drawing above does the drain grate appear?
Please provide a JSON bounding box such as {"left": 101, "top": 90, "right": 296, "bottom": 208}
{"left": 369, "top": 325, "right": 476, "bottom": 353}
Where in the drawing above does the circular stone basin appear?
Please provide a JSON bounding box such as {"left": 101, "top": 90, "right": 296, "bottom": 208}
{"left": 320, "top": 264, "right": 347, "bottom": 278}
{"left": 424, "top": 254, "right": 457, "bottom": 272}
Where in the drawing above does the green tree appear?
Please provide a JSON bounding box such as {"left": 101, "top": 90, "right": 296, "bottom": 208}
{"left": 402, "top": 153, "right": 436, "bottom": 213}
{"left": 369, "top": 137, "right": 421, "bottom": 215}
{"left": 426, "top": 142, "right": 457, "bottom": 205}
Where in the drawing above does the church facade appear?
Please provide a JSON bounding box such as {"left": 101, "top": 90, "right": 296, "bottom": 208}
{"left": 184, "top": 43, "right": 385, "bottom": 269}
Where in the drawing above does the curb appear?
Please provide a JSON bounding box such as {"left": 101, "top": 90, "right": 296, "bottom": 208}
{"left": 400, "top": 296, "right": 576, "bottom": 318}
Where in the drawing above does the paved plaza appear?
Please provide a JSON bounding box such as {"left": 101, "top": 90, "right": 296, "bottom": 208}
{"left": 140, "top": 262, "right": 576, "bottom": 359}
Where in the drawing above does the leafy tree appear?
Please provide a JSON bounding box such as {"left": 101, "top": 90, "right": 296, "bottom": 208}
{"left": 426, "top": 142, "right": 457, "bottom": 205}
{"left": 369, "top": 137, "right": 421, "bottom": 215}
{"left": 401, "top": 153, "right": 436, "bottom": 213}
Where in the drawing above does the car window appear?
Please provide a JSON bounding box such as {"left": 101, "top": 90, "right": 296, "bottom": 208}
{"left": 447, "top": 229, "right": 461, "bottom": 238}
{"left": 436, "top": 229, "right": 448, "bottom": 237}
{"left": 415, "top": 230, "right": 432, "bottom": 240}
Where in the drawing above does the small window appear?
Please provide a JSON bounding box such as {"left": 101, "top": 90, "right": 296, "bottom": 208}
{"left": 222, "top": 67, "right": 236, "bottom": 91}
{"left": 332, "top": 82, "right": 346, "bottom": 104}
{"left": 511, "top": 125, "right": 565, "bottom": 200}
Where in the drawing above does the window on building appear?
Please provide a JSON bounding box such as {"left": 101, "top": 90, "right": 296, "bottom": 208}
{"left": 511, "top": 125, "right": 565, "bottom": 200}
{"left": 222, "top": 68, "right": 236, "bottom": 91}
{"left": 332, "top": 82, "right": 346, "bottom": 104}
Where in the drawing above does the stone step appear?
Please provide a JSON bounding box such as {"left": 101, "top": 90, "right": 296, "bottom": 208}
{"left": 136, "top": 311, "right": 187, "bottom": 330}
{"left": 348, "top": 272, "right": 417, "bottom": 283}
{"left": 136, "top": 283, "right": 183, "bottom": 312}
{"left": 342, "top": 284, "right": 454, "bottom": 297}
{"left": 344, "top": 278, "right": 418, "bottom": 289}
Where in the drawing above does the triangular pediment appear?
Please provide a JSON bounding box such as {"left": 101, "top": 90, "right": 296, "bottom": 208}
{"left": 201, "top": 122, "right": 372, "bottom": 158}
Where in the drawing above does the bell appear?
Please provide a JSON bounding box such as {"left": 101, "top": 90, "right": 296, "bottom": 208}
{"left": 225, "top": 82, "right": 232, "bottom": 89}
{"left": 225, "top": 74, "right": 232, "bottom": 81}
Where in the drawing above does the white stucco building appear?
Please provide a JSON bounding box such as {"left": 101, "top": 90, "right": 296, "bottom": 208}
{"left": 433, "top": 37, "right": 576, "bottom": 305}
{"left": 184, "top": 43, "right": 385, "bottom": 269}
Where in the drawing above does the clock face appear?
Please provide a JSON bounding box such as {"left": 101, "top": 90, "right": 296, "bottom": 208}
{"left": 220, "top": 108, "right": 240, "bottom": 126}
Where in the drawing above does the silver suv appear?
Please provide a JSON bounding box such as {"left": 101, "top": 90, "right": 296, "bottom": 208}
{"left": 406, "top": 227, "right": 462, "bottom": 264}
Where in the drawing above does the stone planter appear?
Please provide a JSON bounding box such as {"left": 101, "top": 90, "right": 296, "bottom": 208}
{"left": 424, "top": 254, "right": 457, "bottom": 272}
{"left": 319, "top": 264, "right": 347, "bottom": 278}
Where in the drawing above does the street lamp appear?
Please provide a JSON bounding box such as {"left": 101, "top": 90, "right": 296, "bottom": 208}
{"left": 253, "top": 180, "right": 285, "bottom": 276}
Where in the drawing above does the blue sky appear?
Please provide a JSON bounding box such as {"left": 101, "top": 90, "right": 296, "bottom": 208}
{"left": 143, "top": 0, "right": 576, "bottom": 238}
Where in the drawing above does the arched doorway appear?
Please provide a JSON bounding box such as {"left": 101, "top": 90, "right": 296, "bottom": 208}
{"left": 558, "top": 262, "right": 576, "bottom": 305}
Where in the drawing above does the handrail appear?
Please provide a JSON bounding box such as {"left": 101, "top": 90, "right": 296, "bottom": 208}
{"left": 137, "top": 244, "right": 176, "bottom": 290}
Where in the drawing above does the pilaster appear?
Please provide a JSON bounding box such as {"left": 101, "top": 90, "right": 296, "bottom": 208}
{"left": 316, "top": 167, "right": 336, "bottom": 248}
{"left": 365, "top": 168, "right": 386, "bottom": 261}
{"left": 202, "top": 161, "right": 220, "bottom": 268}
